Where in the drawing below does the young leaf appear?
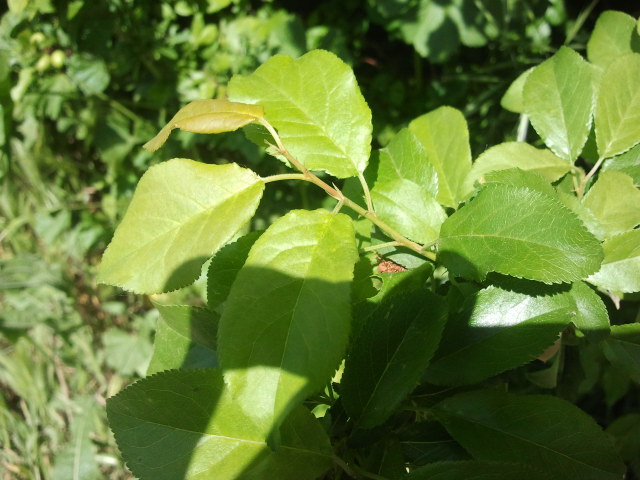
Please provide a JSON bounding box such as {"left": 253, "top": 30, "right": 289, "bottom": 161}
{"left": 405, "top": 460, "right": 552, "bottom": 480}
{"left": 523, "top": 46, "right": 594, "bottom": 162}
{"left": 433, "top": 390, "right": 626, "bottom": 480}
{"left": 206, "top": 231, "right": 262, "bottom": 309}
{"left": 147, "top": 304, "right": 218, "bottom": 375}
{"left": 466, "top": 142, "right": 571, "bottom": 191}
{"left": 107, "top": 369, "right": 332, "bottom": 480}
{"left": 587, "top": 10, "right": 640, "bottom": 69}
{"left": 425, "top": 285, "right": 574, "bottom": 386}
{"left": 587, "top": 230, "right": 640, "bottom": 293}
{"left": 408, "top": 107, "right": 473, "bottom": 207}
{"left": 98, "top": 159, "right": 264, "bottom": 294}
{"left": 583, "top": 171, "right": 640, "bottom": 238}
{"left": 595, "top": 53, "right": 640, "bottom": 158}
{"left": 143, "top": 99, "right": 265, "bottom": 152}
{"left": 228, "top": 49, "right": 372, "bottom": 178}
{"left": 341, "top": 290, "right": 447, "bottom": 429}
{"left": 218, "top": 209, "right": 358, "bottom": 435}
{"left": 500, "top": 68, "right": 534, "bottom": 113}
{"left": 438, "top": 183, "right": 603, "bottom": 284}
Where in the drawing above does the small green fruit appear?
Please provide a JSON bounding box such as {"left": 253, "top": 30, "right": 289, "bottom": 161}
{"left": 35, "top": 54, "right": 51, "bottom": 72}
{"left": 50, "top": 50, "right": 66, "bottom": 68}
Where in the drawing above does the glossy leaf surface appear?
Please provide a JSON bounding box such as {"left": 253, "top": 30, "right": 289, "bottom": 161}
{"left": 523, "top": 47, "right": 594, "bottom": 162}
{"left": 587, "top": 230, "right": 640, "bottom": 293}
{"left": 218, "top": 210, "right": 357, "bottom": 435}
{"left": 107, "top": 369, "right": 332, "bottom": 480}
{"left": 425, "top": 285, "right": 574, "bottom": 386}
{"left": 341, "top": 290, "right": 447, "bottom": 428}
{"left": 433, "top": 390, "right": 625, "bottom": 480}
{"left": 408, "top": 107, "right": 472, "bottom": 207}
{"left": 595, "top": 54, "right": 640, "bottom": 158}
{"left": 98, "top": 159, "right": 264, "bottom": 294}
{"left": 147, "top": 304, "right": 218, "bottom": 375}
{"left": 143, "top": 99, "right": 264, "bottom": 152}
{"left": 583, "top": 171, "right": 640, "bottom": 238}
{"left": 438, "top": 183, "right": 603, "bottom": 284}
{"left": 228, "top": 50, "right": 372, "bottom": 178}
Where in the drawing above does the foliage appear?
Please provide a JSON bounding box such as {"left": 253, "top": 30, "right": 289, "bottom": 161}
{"left": 99, "top": 9, "right": 640, "bottom": 480}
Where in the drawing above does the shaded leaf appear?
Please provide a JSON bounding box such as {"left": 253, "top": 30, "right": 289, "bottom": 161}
{"left": 425, "top": 285, "right": 574, "bottom": 386}
{"left": 107, "top": 369, "right": 332, "bottom": 480}
{"left": 98, "top": 159, "right": 264, "bottom": 294}
{"left": 587, "top": 230, "right": 640, "bottom": 293}
{"left": 218, "top": 210, "right": 357, "bottom": 435}
{"left": 228, "top": 50, "right": 372, "bottom": 178}
{"left": 399, "top": 422, "right": 470, "bottom": 466}
{"left": 587, "top": 10, "right": 640, "bottom": 69}
{"left": 500, "top": 68, "right": 534, "bottom": 113}
{"left": 143, "top": 99, "right": 264, "bottom": 152}
{"left": 438, "top": 183, "right": 603, "bottom": 284}
{"left": 523, "top": 47, "right": 594, "bottom": 162}
{"left": 595, "top": 53, "right": 640, "bottom": 158}
{"left": 408, "top": 107, "right": 472, "bottom": 207}
{"left": 103, "top": 328, "right": 152, "bottom": 377}
{"left": 433, "top": 390, "right": 625, "bottom": 480}
{"left": 147, "top": 304, "right": 218, "bottom": 375}
{"left": 405, "top": 460, "right": 551, "bottom": 480}
{"left": 342, "top": 290, "right": 447, "bottom": 428}
{"left": 583, "top": 171, "right": 640, "bottom": 238}
{"left": 603, "top": 323, "right": 640, "bottom": 383}
{"left": 606, "top": 414, "right": 640, "bottom": 477}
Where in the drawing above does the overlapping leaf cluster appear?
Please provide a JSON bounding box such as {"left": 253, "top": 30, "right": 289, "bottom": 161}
{"left": 99, "top": 11, "right": 640, "bottom": 480}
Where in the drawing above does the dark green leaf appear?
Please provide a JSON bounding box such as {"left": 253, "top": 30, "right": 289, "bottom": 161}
{"left": 399, "top": 422, "right": 470, "bottom": 466}
{"left": 438, "top": 183, "right": 603, "bottom": 284}
{"left": 603, "top": 323, "right": 640, "bottom": 383}
{"left": 433, "top": 390, "right": 625, "bottom": 480}
{"left": 342, "top": 290, "right": 447, "bottom": 428}
{"left": 405, "top": 460, "right": 551, "bottom": 480}
{"left": 425, "top": 285, "right": 574, "bottom": 386}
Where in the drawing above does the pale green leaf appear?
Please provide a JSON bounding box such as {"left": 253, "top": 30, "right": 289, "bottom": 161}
{"left": 587, "top": 10, "right": 640, "bottom": 69}
{"left": 98, "top": 159, "right": 264, "bottom": 294}
{"left": 595, "top": 53, "right": 640, "bottom": 158}
{"left": 434, "top": 390, "right": 626, "bottom": 480}
{"left": 482, "top": 168, "right": 557, "bottom": 196}
{"left": 143, "top": 99, "right": 265, "bottom": 152}
{"left": 438, "top": 183, "right": 603, "bottom": 284}
{"left": 500, "top": 68, "right": 534, "bottom": 114}
{"left": 147, "top": 304, "right": 218, "bottom": 375}
{"left": 602, "top": 142, "right": 640, "bottom": 184}
{"left": 206, "top": 231, "right": 262, "bottom": 309}
{"left": 405, "top": 461, "right": 551, "bottom": 480}
{"left": 107, "top": 369, "right": 332, "bottom": 480}
{"left": 583, "top": 171, "right": 640, "bottom": 237}
{"left": 587, "top": 230, "right": 640, "bottom": 293}
{"left": 466, "top": 142, "right": 571, "bottom": 192}
{"left": 523, "top": 46, "right": 594, "bottom": 162}
{"left": 425, "top": 285, "right": 574, "bottom": 386}
{"left": 556, "top": 191, "right": 606, "bottom": 241}
{"left": 228, "top": 49, "right": 372, "bottom": 178}
{"left": 103, "top": 328, "right": 152, "bottom": 377}
{"left": 218, "top": 209, "right": 358, "bottom": 435}
{"left": 603, "top": 324, "right": 640, "bottom": 383}
{"left": 341, "top": 290, "right": 447, "bottom": 428}
{"left": 408, "top": 107, "right": 472, "bottom": 207}
{"left": 567, "top": 281, "right": 610, "bottom": 339}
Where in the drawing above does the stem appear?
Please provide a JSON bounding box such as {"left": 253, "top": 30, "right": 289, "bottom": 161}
{"left": 263, "top": 173, "right": 307, "bottom": 183}
{"left": 258, "top": 118, "right": 436, "bottom": 261}
{"left": 516, "top": 114, "right": 529, "bottom": 142}
{"left": 364, "top": 241, "right": 401, "bottom": 252}
{"left": 579, "top": 156, "right": 605, "bottom": 197}
{"left": 565, "top": 0, "right": 599, "bottom": 45}
{"left": 358, "top": 171, "right": 375, "bottom": 213}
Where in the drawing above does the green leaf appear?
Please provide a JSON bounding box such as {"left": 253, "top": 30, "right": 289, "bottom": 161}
{"left": 595, "top": 53, "right": 640, "bottom": 158}
{"left": 98, "top": 159, "right": 264, "bottom": 294}
{"left": 218, "top": 209, "right": 358, "bottom": 435}
{"left": 228, "top": 50, "right": 372, "bottom": 178}
{"left": 425, "top": 285, "right": 574, "bottom": 386}
{"left": 587, "top": 230, "right": 640, "bottom": 293}
{"left": 341, "top": 290, "right": 447, "bottom": 428}
{"left": 433, "top": 390, "right": 626, "bottom": 480}
{"left": 556, "top": 191, "right": 606, "bottom": 241}
{"left": 405, "top": 460, "right": 551, "bottom": 480}
{"left": 567, "top": 281, "right": 610, "bottom": 340}
{"left": 103, "top": 328, "right": 152, "bottom": 377}
{"left": 466, "top": 142, "right": 571, "bottom": 191}
{"left": 143, "top": 99, "right": 264, "bottom": 152}
{"left": 606, "top": 413, "right": 640, "bottom": 476}
{"left": 67, "top": 53, "right": 110, "bottom": 95}
{"left": 587, "top": 10, "right": 640, "bottom": 69}
{"left": 147, "top": 304, "right": 218, "bottom": 375}
{"left": 107, "top": 369, "right": 332, "bottom": 480}
{"left": 408, "top": 107, "right": 472, "bottom": 207}
{"left": 438, "top": 183, "right": 603, "bottom": 284}
{"left": 583, "top": 171, "right": 640, "bottom": 238}
{"left": 523, "top": 46, "right": 594, "bottom": 162}
{"left": 206, "top": 231, "right": 262, "bottom": 309}
{"left": 603, "top": 323, "right": 640, "bottom": 383}
{"left": 602, "top": 142, "right": 640, "bottom": 184}
{"left": 399, "top": 422, "right": 470, "bottom": 466}
{"left": 482, "top": 168, "right": 557, "bottom": 196}
{"left": 500, "top": 68, "right": 534, "bottom": 113}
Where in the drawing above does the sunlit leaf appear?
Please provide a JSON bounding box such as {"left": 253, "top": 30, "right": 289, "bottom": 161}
{"left": 587, "top": 10, "right": 640, "bottom": 69}
{"left": 500, "top": 68, "right": 534, "bottom": 113}
{"left": 587, "top": 230, "right": 640, "bottom": 293}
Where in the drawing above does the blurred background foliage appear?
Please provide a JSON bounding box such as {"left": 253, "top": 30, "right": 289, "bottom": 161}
{"left": 0, "top": 0, "right": 637, "bottom": 478}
